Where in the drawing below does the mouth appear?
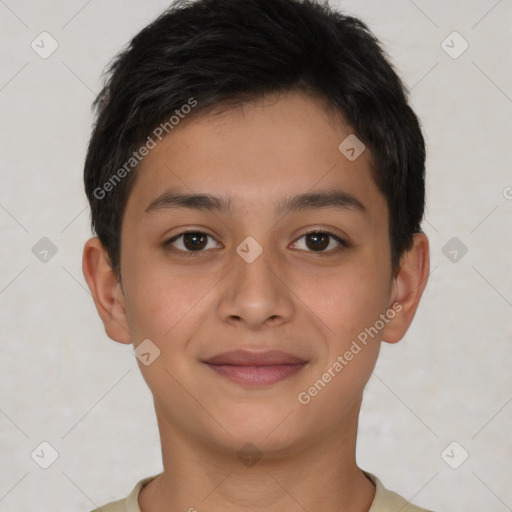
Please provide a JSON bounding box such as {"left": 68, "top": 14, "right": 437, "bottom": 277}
{"left": 202, "top": 349, "right": 308, "bottom": 387}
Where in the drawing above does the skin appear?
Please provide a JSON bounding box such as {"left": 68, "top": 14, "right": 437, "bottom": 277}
{"left": 83, "top": 90, "right": 429, "bottom": 512}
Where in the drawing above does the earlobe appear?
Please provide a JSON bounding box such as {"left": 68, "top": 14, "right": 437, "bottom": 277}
{"left": 381, "top": 233, "right": 430, "bottom": 344}
{"left": 82, "top": 237, "right": 132, "bottom": 344}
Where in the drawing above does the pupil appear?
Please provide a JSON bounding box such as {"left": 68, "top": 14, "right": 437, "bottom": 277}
{"left": 184, "top": 232, "right": 207, "bottom": 250}
{"left": 307, "top": 233, "right": 328, "bottom": 251}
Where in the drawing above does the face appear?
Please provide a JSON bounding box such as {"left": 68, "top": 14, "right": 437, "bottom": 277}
{"left": 115, "top": 91, "right": 399, "bottom": 455}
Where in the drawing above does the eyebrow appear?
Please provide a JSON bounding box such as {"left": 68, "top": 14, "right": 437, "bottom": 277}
{"left": 144, "top": 188, "right": 367, "bottom": 216}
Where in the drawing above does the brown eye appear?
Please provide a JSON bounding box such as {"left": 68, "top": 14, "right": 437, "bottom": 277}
{"left": 292, "top": 231, "right": 347, "bottom": 253}
{"left": 182, "top": 232, "right": 208, "bottom": 250}
{"left": 305, "top": 232, "right": 330, "bottom": 251}
{"left": 165, "top": 231, "right": 220, "bottom": 253}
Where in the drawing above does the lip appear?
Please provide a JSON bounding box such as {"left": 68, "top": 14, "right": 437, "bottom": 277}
{"left": 203, "top": 349, "right": 308, "bottom": 386}
{"left": 204, "top": 349, "right": 307, "bottom": 366}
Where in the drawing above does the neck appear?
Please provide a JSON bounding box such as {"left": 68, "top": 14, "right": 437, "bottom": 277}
{"left": 139, "top": 398, "right": 375, "bottom": 512}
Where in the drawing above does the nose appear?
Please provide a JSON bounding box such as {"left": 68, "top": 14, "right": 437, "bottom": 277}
{"left": 217, "top": 242, "right": 295, "bottom": 330}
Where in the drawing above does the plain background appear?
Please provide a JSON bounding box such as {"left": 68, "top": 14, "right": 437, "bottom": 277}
{"left": 1, "top": 0, "right": 511, "bottom": 510}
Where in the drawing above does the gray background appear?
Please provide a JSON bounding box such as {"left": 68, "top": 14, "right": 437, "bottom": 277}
{"left": 1, "top": 0, "right": 511, "bottom": 510}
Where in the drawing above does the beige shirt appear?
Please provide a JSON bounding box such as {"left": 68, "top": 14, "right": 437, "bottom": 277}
{"left": 91, "top": 472, "right": 433, "bottom": 512}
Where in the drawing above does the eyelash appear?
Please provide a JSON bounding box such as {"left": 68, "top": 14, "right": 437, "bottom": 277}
{"left": 163, "top": 229, "right": 349, "bottom": 256}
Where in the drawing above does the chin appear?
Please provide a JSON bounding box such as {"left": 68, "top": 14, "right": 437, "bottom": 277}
{"left": 209, "top": 407, "right": 309, "bottom": 457}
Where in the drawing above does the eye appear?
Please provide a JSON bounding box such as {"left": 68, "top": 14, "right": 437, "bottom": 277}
{"left": 164, "top": 230, "right": 221, "bottom": 253}
{"left": 164, "top": 229, "right": 348, "bottom": 255}
{"left": 291, "top": 230, "right": 348, "bottom": 253}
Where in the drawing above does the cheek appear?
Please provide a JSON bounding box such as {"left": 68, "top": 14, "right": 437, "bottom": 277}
{"left": 122, "top": 257, "right": 216, "bottom": 339}
{"left": 122, "top": 264, "right": 226, "bottom": 393}
{"left": 294, "top": 269, "right": 385, "bottom": 417}
{"left": 297, "top": 264, "right": 390, "bottom": 345}
{"left": 123, "top": 270, "right": 209, "bottom": 392}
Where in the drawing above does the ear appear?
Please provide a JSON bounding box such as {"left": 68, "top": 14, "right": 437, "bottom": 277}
{"left": 82, "top": 236, "right": 131, "bottom": 344}
{"left": 381, "top": 232, "right": 430, "bottom": 344}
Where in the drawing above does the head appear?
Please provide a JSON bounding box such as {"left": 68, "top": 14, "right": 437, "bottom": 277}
{"left": 83, "top": 0, "right": 429, "bottom": 459}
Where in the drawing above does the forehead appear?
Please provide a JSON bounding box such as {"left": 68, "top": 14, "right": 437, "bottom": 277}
{"left": 122, "top": 91, "right": 387, "bottom": 225}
